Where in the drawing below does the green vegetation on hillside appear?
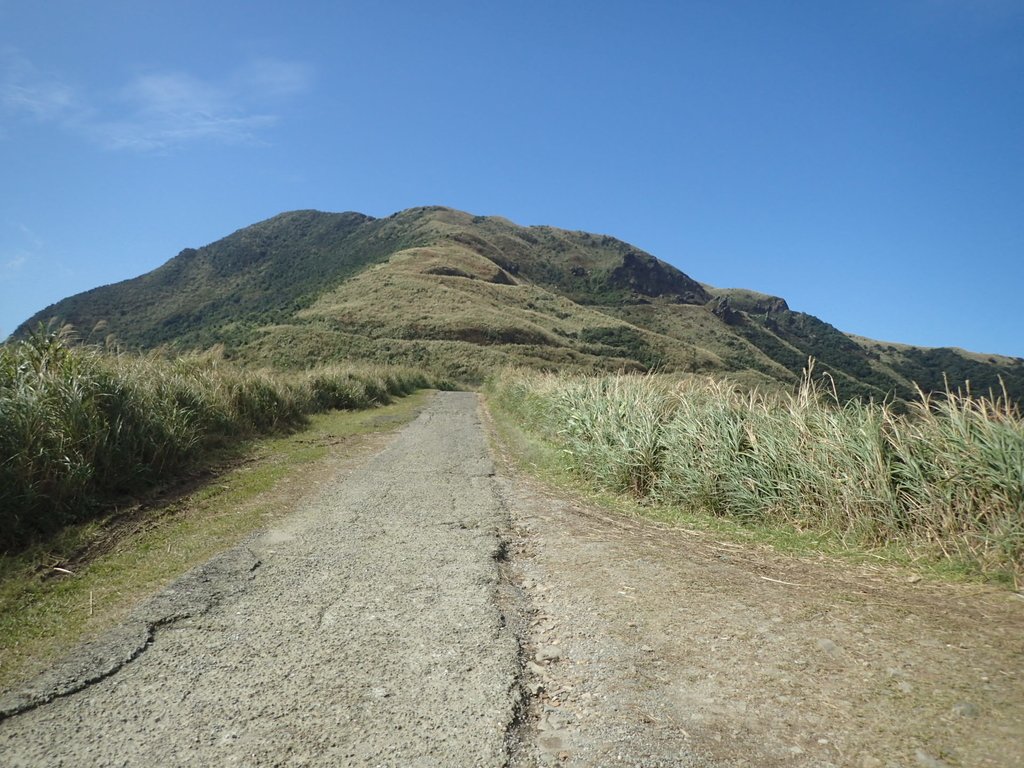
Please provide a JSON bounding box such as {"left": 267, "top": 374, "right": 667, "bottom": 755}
{"left": 13, "top": 205, "right": 1024, "bottom": 404}
{"left": 490, "top": 367, "right": 1024, "bottom": 583}
{"left": 15, "top": 210, "right": 425, "bottom": 351}
{"left": 0, "top": 329, "right": 443, "bottom": 550}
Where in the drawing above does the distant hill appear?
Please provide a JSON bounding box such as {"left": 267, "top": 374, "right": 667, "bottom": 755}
{"left": 14, "top": 206, "right": 1024, "bottom": 401}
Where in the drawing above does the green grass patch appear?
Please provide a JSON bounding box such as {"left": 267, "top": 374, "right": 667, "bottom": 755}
{"left": 0, "top": 390, "right": 432, "bottom": 690}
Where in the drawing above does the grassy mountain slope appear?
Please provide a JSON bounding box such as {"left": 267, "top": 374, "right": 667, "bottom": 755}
{"left": 14, "top": 206, "right": 1024, "bottom": 400}
{"left": 19, "top": 210, "right": 416, "bottom": 349}
{"left": 701, "top": 286, "right": 1024, "bottom": 401}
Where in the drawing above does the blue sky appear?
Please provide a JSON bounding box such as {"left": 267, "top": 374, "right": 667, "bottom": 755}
{"left": 2, "top": 1, "right": 1022, "bottom": 356}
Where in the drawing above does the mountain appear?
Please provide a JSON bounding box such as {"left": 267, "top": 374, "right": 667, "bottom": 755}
{"left": 14, "top": 206, "right": 1024, "bottom": 402}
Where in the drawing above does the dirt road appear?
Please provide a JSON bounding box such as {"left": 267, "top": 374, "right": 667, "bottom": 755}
{"left": 491, "top": 434, "right": 1024, "bottom": 767}
{"left": 1, "top": 392, "right": 1021, "bottom": 766}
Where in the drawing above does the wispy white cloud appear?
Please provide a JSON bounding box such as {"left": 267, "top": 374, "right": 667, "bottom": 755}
{"left": 91, "top": 71, "right": 278, "bottom": 151}
{"left": 0, "top": 51, "right": 312, "bottom": 152}
{"left": 0, "top": 49, "right": 79, "bottom": 121}
{"left": 3, "top": 253, "right": 27, "bottom": 272}
{"left": 235, "top": 58, "right": 313, "bottom": 100}
{"left": 0, "top": 222, "right": 39, "bottom": 281}
{"left": 16, "top": 223, "right": 43, "bottom": 251}
{"left": 94, "top": 114, "right": 278, "bottom": 152}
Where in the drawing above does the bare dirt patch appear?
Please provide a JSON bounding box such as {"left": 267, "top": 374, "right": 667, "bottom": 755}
{"left": 495, "top": 460, "right": 1024, "bottom": 767}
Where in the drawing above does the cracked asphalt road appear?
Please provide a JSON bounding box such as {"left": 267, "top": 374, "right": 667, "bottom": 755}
{"left": 0, "top": 392, "right": 522, "bottom": 767}
{"left": 5, "top": 391, "right": 1020, "bottom": 767}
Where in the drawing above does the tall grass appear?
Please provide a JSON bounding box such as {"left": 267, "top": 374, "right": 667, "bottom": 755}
{"left": 0, "top": 330, "right": 442, "bottom": 550}
{"left": 490, "top": 366, "right": 1024, "bottom": 582}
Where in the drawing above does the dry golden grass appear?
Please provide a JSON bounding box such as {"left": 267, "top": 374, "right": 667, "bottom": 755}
{"left": 491, "top": 366, "right": 1024, "bottom": 585}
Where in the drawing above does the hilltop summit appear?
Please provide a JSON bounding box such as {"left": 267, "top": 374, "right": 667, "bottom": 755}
{"left": 15, "top": 207, "right": 1024, "bottom": 401}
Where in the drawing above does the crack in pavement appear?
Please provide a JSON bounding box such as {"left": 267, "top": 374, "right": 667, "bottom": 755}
{"left": 0, "top": 392, "right": 529, "bottom": 767}
{"left": 0, "top": 547, "right": 262, "bottom": 723}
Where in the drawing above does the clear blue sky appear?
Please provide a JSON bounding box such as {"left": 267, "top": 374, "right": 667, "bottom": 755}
{"left": 2, "top": 1, "right": 1022, "bottom": 356}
